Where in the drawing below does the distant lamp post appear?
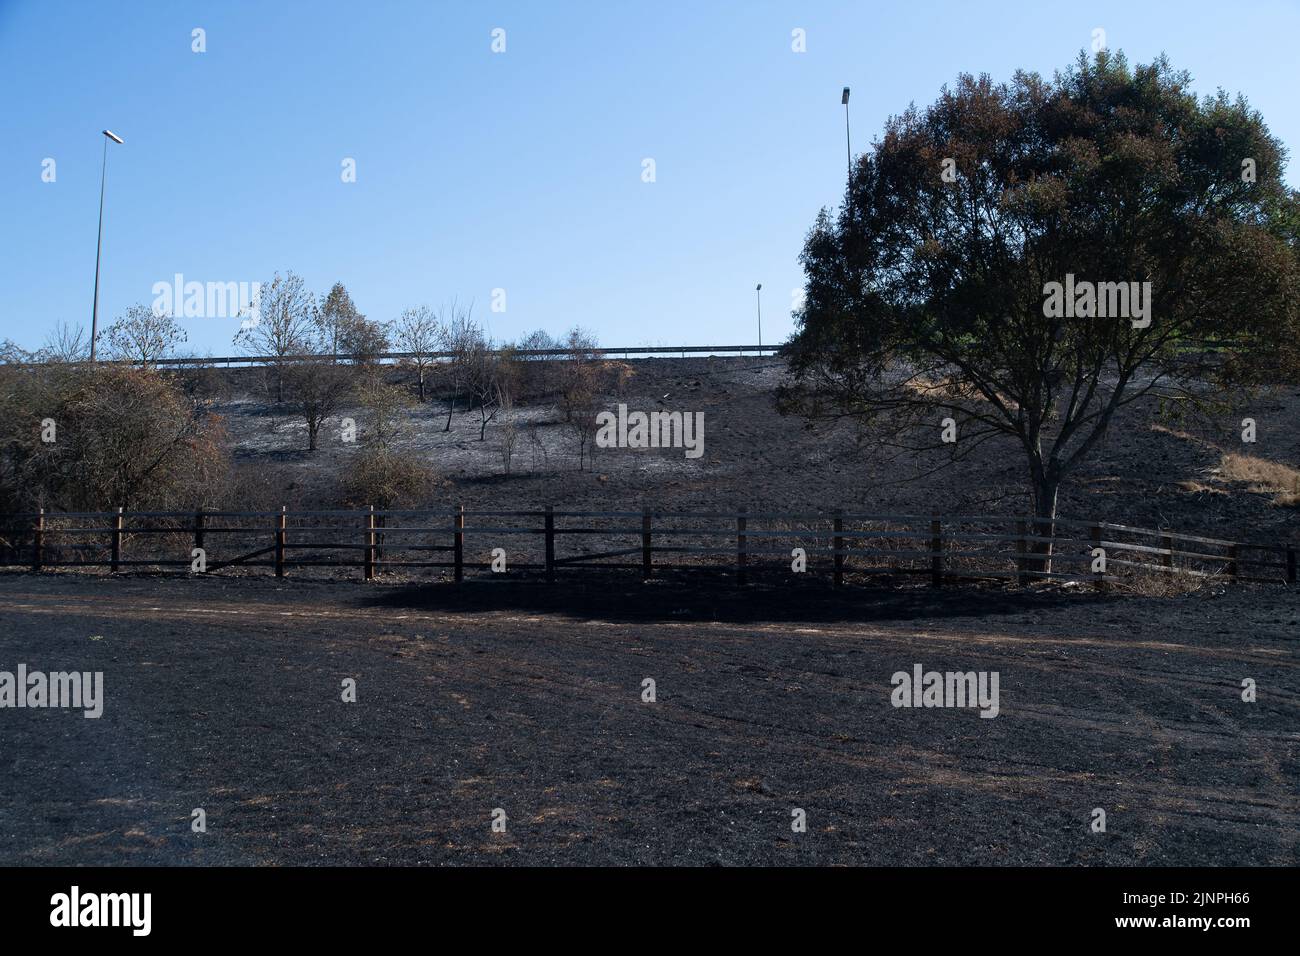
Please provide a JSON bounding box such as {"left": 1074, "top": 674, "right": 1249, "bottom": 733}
{"left": 755, "top": 283, "right": 763, "bottom": 352}
{"left": 841, "top": 87, "right": 851, "bottom": 176}
{"left": 90, "top": 129, "right": 124, "bottom": 363}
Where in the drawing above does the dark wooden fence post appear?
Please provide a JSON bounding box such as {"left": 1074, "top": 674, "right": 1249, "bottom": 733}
{"left": 641, "top": 508, "right": 652, "bottom": 579}
{"left": 1160, "top": 534, "right": 1173, "bottom": 571}
{"left": 833, "top": 511, "right": 844, "bottom": 587}
{"left": 275, "top": 506, "right": 286, "bottom": 578}
{"left": 736, "top": 507, "right": 748, "bottom": 585}
{"left": 930, "top": 517, "right": 942, "bottom": 587}
{"left": 1287, "top": 545, "right": 1296, "bottom": 585}
{"left": 32, "top": 508, "right": 43, "bottom": 571}
{"left": 453, "top": 504, "right": 464, "bottom": 583}
{"left": 1015, "top": 520, "right": 1027, "bottom": 586}
{"left": 1227, "top": 544, "right": 1238, "bottom": 580}
{"left": 364, "top": 505, "right": 375, "bottom": 581}
{"left": 545, "top": 506, "right": 556, "bottom": 583}
{"left": 110, "top": 507, "right": 123, "bottom": 572}
{"left": 194, "top": 508, "right": 205, "bottom": 555}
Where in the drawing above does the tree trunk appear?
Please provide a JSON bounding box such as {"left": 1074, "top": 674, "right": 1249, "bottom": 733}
{"left": 308, "top": 419, "right": 319, "bottom": 451}
{"left": 417, "top": 370, "right": 425, "bottom": 402}
{"left": 1030, "top": 472, "right": 1060, "bottom": 576}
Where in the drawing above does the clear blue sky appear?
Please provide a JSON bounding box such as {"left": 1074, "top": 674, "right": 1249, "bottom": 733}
{"left": 2, "top": 0, "right": 1296, "bottom": 356}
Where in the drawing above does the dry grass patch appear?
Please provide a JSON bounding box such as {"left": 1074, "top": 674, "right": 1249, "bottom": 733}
{"left": 1119, "top": 566, "right": 1216, "bottom": 597}
{"left": 1218, "top": 453, "right": 1300, "bottom": 506}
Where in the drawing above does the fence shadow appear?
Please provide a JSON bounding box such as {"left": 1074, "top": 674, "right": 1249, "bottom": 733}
{"left": 360, "top": 574, "right": 1111, "bottom": 625}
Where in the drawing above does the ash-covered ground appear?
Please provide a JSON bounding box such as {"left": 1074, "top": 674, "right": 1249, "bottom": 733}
{"left": 0, "top": 573, "right": 1296, "bottom": 866}
{"left": 208, "top": 355, "right": 1300, "bottom": 546}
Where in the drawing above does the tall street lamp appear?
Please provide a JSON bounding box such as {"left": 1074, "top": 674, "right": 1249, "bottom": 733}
{"left": 90, "top": 129, "right": 124, "bottom": 363}
{"left": 841, "top": 87, "right": 851, "bottom": 177}
{"left": 755, "top": 283, "right": 763, "bottom": 352}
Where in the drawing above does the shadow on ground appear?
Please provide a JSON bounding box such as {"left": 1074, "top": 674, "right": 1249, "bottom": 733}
{"left": 360, "top": 573, "right": 1113, "bottom": 624}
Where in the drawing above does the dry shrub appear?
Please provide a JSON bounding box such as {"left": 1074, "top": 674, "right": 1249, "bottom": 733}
{"left": 601, "top": 361, "right": 636, "bottom": 397}
{"left": 1120, "top": 565, "right": 1217, "bottom": 597}
{"left": 0, "top": 363, "right": 228, "bottom": 512}
{"left": 341, "top": 450, "right": 437, "bottom": 509}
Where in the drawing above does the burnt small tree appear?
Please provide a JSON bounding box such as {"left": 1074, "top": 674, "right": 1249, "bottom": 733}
{"left": 287, "top": 348, "right": 353, "bottom": 452}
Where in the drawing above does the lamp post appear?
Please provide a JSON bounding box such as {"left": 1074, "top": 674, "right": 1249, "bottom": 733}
{"left": 90, "top": 129, "right": 124, "bottom": 363}
{"left": 841, "top": 87, "right": 851, "bottom": 176}
{"left": 755, "top": 283, "right": 762, "bottom": 353}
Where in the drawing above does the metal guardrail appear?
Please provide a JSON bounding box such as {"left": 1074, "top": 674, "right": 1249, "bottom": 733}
{"left": 5, "top": 345, "right": 785, "bottom": 370}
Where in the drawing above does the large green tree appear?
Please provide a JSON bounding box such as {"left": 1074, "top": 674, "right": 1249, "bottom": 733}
{"left": 781, "top": 52, "right": 1299, "bottom": 565}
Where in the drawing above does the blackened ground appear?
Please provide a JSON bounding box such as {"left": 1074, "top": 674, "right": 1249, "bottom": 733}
{"left": 211, "top": 357, "right": 1300, "bottom": 548}
{"left": 0, "top": 571, "right": 1296, "bottom": 866}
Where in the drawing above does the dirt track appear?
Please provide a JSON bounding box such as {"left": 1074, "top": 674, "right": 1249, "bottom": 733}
{"left": 1, "top": 571, "right": 1297, "bottom": 866}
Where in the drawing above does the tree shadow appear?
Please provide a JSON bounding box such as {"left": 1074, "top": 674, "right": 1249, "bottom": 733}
{"left": 360, "top": 571, "right": 1112, "bottom": 625}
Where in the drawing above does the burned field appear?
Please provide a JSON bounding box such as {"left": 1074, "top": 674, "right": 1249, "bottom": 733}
{"left": 1, "top": 572, "right": 1296, "bottom": 866}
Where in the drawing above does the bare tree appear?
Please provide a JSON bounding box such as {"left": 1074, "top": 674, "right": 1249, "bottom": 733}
{"left": 103, "top": 304, "right": 187, "bottom": 366}
{"left": 527, "top": 423, "right": 549, "bottom": 475}
{"left": 436, "top": 302, "right": 483, "bottom": 432}
{"left": 0, "top": 340, "right": 34, "bottom": 365}
{"left": 234, "top": 271, "right": 317, "bottom": 403}
{"left": 389, "top": 305, "right": 440, "bottom": 401}
{"left": 466, "top": 339, "right": 499, "bottom": 441}
{"left": 565, "top": 382, "right": 600, "bottom": 471}
{"left": 42, "top": 322, "right": 91, "bottom": 363}
{"left": 498, "top": 381, "right": 518, "bottom": 475}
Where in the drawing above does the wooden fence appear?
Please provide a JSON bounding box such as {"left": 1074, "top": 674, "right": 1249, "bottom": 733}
{"left": 0, "top": 507, "right": 1293, "bottom": 588}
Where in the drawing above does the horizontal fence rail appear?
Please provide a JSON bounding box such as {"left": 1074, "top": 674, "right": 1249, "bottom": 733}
{"left": 0, "top": 506, "right": 1294, "bottom": 589}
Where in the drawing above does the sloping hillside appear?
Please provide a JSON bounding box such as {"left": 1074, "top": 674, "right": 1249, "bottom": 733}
{"left": 207, "top": 356, "right": 1300, "bottom": 545}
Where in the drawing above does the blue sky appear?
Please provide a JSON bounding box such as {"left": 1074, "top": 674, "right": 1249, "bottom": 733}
{"left": 1, "top": 0, "right": 1297, "bottom": 356}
